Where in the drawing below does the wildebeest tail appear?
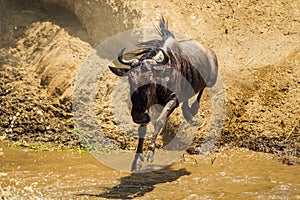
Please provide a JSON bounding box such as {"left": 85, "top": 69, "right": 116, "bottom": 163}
{"left": 157, "top": 16, "right": 175, "bottom": 42}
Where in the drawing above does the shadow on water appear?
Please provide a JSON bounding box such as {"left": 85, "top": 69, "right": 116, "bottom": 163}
{"left": 78, "top": 166, "right": 191, "bottom": 199}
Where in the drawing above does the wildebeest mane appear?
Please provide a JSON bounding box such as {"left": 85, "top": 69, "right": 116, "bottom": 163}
{"left": 136, "top": 17, "right": 192, "bottom": 72}
{"left": 135, "top": 16, "right": 176, "bottom": 59}
{"left": 138, "top": 16, "right": 174, "bottom": 48}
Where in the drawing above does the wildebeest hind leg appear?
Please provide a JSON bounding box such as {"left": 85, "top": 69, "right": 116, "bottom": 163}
{"left": 182, "top": 87, "right": 205, "bottom": 122}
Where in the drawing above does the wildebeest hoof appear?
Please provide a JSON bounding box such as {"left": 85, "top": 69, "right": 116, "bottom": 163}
{"left": 189, "top": 119, "right": 198, "bottom": 126}
{"left": 146, "top": 150, "right": 155, "bottom": 164}
{"left": 131, "top": 153, "right": 144, "bottom": 172}
{"left": 182, "top": 108, "right": 194, "bottom": 122}
{"left": 190, "top": 102, "right": 199, "bottom": 116}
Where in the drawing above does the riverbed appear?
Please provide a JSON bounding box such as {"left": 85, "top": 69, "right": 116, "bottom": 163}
{"left": 1, "top": 144, "right": 299, "bottom": 199}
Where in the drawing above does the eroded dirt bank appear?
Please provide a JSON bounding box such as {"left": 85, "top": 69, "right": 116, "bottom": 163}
{"left": 0, "top": 0, "right": 138, "bottom": 148}
{"left": 0, "top": 0, "right": 299, "bottom": 161}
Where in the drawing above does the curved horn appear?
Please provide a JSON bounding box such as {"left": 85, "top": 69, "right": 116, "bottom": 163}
{"left": 118, "top": 47, "right": 139, "bottom": 66}
{"left": 156, "top": 48, "right": 169, "bottom": 65}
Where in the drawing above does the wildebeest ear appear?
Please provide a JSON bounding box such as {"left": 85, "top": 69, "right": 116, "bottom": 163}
{"left": 109, "top": 66, "right": 130, "bottom": 76}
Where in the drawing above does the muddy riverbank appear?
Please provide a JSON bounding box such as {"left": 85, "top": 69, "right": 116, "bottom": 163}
{"left": 0, "top": 0, "right": 299, "bottom": 162}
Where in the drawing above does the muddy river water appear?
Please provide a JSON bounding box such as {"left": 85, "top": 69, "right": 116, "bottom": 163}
{"left": 0, "top": 143, "right": 299, "bottom": 199}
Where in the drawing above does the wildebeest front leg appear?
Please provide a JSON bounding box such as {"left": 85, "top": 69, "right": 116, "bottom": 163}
{"left": 131, "top": 125, "right": 147, "bottom": 172}
{"left": 146, "top": 96, "right": 179, "bottom": 163}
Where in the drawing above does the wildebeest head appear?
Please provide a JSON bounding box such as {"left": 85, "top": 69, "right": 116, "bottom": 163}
{"left": 109, "top": 47, "right": 170, "bottom": 124}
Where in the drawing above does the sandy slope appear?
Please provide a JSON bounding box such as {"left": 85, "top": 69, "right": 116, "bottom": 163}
{"left": 0, "top": 0, "right": 299, "bottom": 160}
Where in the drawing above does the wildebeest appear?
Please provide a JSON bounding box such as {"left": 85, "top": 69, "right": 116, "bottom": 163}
{"left": 109, "top": 17, "right": 218, "bottom": 171}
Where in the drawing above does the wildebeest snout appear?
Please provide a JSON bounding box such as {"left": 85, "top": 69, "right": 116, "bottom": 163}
{"left": 131, "top": 111, "right": 151, "bottom": 124}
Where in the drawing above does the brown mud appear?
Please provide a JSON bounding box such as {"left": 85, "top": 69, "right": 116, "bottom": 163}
{"left": 1, "top": 144, "right": 300, "bottom": 199}
{"left": 0, "top": 0, "right": 299, "bottom": 162}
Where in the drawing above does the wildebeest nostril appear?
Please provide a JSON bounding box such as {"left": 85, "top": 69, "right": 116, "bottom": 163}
{"left": 132, "top": 113, "right": 151, "bottom": 124}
